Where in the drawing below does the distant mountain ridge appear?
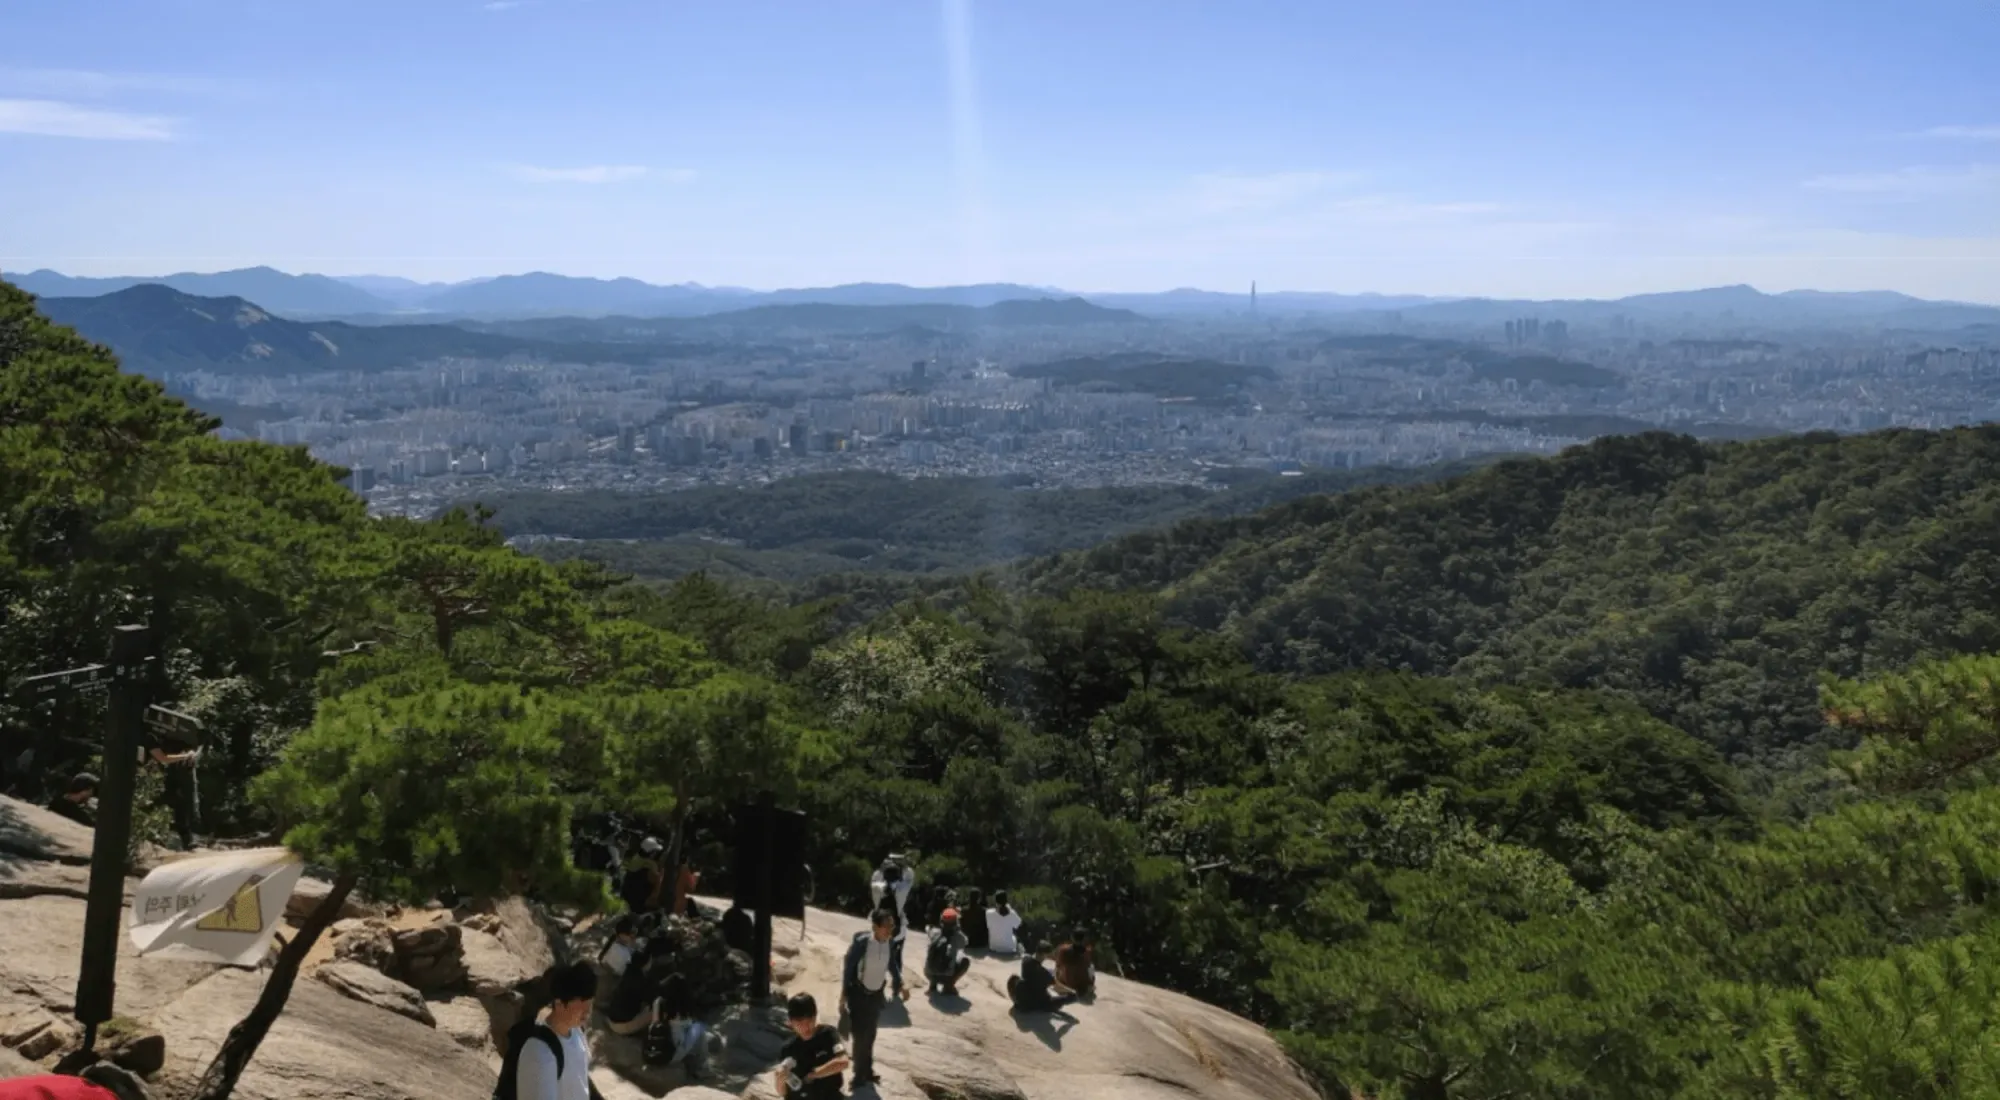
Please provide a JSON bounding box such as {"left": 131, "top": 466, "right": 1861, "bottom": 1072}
{"left": 21, "top": 283, "right": 1141, "bottom": 375}
{"left": 10, "top": 266, "right": 1998, "bottom": 327}
{"left": 8, "top": 266, "right": 398, "bottom": 316}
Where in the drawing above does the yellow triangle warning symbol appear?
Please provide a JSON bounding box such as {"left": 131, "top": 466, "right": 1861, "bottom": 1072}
{"left": 195, "top": 874, "right": 266, "bottom": 934}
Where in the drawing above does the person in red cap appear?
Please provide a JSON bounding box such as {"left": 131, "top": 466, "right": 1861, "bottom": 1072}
{"left": 922, "top": 907, "right": 972, "bottom": 996}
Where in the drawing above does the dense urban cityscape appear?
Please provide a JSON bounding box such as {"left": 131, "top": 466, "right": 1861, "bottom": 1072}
{"left": 134, "top": 302, "right": 2000, "bottom": 519}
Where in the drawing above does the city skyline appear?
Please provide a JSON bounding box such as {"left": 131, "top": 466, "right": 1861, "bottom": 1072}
{"left": 3, "top": 0, "right": 1997, "bottom": 301}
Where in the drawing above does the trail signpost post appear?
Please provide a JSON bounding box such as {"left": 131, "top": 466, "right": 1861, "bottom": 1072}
{"left": 732, "top": 793, "right": 808, "bottom": 1005}
{"left": 9, "top": 624, "right": 156, "bottom": 1053}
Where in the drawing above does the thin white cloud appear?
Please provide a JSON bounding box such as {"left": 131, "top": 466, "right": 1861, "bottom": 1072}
{"left": 1916, "top": 125, "right": 2000, "bottom": 142}
{"left": 1803, "top": 164, "right": 2000, "bottom": 197}
{"left": 510, "top": 164, "right": 651, "bottom": 184}
{"left": 1186, "top": 171, "right": 1360, "bottom": 214}
{"left": 0, "top": 67, "right": 237, "bottom": 99}
{"left": 0, "top": 99, "right": 176, "bottom": 141}
{"left": 507, "top": 164, "right": 694, "bottom": 185}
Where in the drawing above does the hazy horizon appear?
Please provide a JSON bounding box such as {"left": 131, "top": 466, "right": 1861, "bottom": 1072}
{"left": 9, "top": 264, "right": 1999, "bottom": 308}
{"left": 4, "top": 0, "right": 1997, "bottom": 302}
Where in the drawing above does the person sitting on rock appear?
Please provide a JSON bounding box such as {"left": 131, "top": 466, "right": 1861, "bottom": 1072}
{"left": 985, "top": 889, "right": 1024, "bottom": 956}
{"left": 924, "top": 884, "right": 955, "bottom": 932}
{"left": 603, "top": 937, "right": 673, "bottom": 1036}
{"left": 961, "top": 887, "right": 991, "bottom": 952}
{"left": 776, "top": 993, "right": 848, "bottom": 1100}
{"left": 45, "top": 772, "right": 98, "bottom": 828}
{"left": 1006, "top": 945, "right": 1075, "bottom": 1014}
{"left": 1053, "top": 928, "right": 1097, "bottom": 1001}
{"left": 643, "top": 972, "right": 717, "bottom": 1082}
{"left": 923, "top": 908, "right": 972, "bottom": 996}
{"left": 599, "top": 914, "right": 639, "bottom": 978}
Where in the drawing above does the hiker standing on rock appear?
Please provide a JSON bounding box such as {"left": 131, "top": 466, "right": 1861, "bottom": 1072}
{"left": 841, "top": 907, "right": 908, "bottom": 1089}
{"left": 869, "top": 853, "right": 915, "bottom": 976}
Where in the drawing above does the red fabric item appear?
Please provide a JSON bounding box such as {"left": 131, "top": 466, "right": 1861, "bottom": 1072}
{"left": 0, "top": 1077, "right": 119, "bottom": 1100}
{"left": 941, "top": 907, "right": 960, "bottom": 923}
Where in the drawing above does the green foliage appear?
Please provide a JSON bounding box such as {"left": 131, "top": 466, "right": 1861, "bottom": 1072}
{"left": 1026, "top": 427, "right": 2000, "bottom": 771}
{"left": 474, "top": 465, "right": 1466, "bottom": 588}
{"left": 252, "top": 673, "right": 606, "bottom": 906}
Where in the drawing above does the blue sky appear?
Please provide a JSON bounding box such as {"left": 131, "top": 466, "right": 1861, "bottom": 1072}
{"left": 3, "top": 0, "right": 1997, "bottom": 300}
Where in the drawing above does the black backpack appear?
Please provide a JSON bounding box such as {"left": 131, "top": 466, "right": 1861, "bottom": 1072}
{"left": 495, "top": 1020, "right": 609, "bottom": 1100}
{"left": 495, "top": 1021, "right": 563, "bottom": 1100}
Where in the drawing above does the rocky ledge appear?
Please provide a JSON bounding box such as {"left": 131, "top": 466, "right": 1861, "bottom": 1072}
{"left": 0, "top": 795, "right": 1318, "bottom": 1100}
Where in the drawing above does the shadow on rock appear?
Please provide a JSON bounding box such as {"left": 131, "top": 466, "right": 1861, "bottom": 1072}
{"left": 1011, "top": 1007, "right": 1077, "bottom": 1052}
{"left": 925, "top": 992, "right": 973, "bottom": 1016}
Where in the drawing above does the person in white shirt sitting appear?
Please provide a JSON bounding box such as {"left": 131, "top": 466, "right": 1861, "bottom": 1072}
{"left": 985, "top": 889, "right": 1024, "bottom": 956}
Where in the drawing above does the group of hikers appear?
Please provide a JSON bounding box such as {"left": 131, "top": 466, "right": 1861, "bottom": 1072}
{"left": 809, "top": 853, "right": 1098, "bottom": 1096}
{"left": 492, "top": 846, "right": 1103, "bottom": 1100}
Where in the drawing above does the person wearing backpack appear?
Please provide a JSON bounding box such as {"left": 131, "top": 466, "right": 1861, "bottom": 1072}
{"left": 923, "top": 908, "right": 971, "bottom": 996}
{"left": 841, "top": 906, "right": 907, "bottom": 1088}
{"left": 496, "top": 962, "right": 604, "bottom": 1100}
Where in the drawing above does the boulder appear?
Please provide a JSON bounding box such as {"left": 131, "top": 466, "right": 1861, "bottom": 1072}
{"left": 316, "top": 962, "right": 436, "bottom": 1027}
{"left": 426, "top": 997, "right": 494, "bottom": 1052}
{"left": 8, "top": 1015, "right": 75, "bottom": 1061}
{"left": 875, "top": 1029, "right": 1026, "bottom": 1100}
{"left": 0, "top": 1044, "right": 41, "bottom": 1078}
{"left": 0, "top": 798, "right": 96, "bottom": 865}
{"left": 286, "top": 877, "right": 382, "bottom": 923}
{"left": 392, "top": 921, "right": 468, "bottom": 991}
{"left": 11, "top": 1024, "right": 73, "bottom": 1064}
{"left": 0, "top": 854, "right": 93, "bottom": 901}
{"left": 461, "top": 928, "right": 534, "bottom": 999}
{"left": 329, "top": 918, "right": 397, "bottom": 974}
{"left": 588, "top": 1074, "right": 650, "bottom": 1100}
{"left": 0, "top": 895, "right": 217, "bottom": 1023}
{"left": 457, "top": 897, "right": 560, "bottom": 975}
{"left": 150, "top": 969, "right": 496, "bottom": 1100}
{"left": 103, "top": 1029, "right": 168, "bottom": 1076}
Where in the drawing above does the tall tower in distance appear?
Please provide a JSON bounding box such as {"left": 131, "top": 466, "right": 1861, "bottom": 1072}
{"left": 1251, "top": 280, "right": 1258, "bottom": 314}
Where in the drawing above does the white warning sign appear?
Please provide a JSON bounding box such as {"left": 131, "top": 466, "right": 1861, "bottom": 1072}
{"left": 129, "top": 847, "right": 306, "bottom": 967}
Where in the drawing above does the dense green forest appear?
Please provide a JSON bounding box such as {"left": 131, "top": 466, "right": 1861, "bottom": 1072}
{"left": 473, "top": 465, "right": 1474, "bottom": 586}
{"left": 15, "top": 273, "right": 2000, "bottom": 1100}
{"left": 1020, "top": 426, "right": 2000, "bottom": 776}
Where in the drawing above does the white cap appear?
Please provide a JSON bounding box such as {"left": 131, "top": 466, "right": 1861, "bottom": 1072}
{"left": 641, "top": 837, "right": 663, "bottom": 855}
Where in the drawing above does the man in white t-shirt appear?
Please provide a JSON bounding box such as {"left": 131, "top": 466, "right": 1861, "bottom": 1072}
{"left": 515, "top": 962, "right": 603, "bottom": 1100}
{"left": 986, "top": 889, "right": 1024, "bottom": 955}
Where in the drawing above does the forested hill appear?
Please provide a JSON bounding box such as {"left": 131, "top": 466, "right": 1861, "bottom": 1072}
{"left": 473, "top": 464, "right": 1483, "bottom": 585}
{"left": 1024, "top": 427, "right": 2000, "bottom": 763}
